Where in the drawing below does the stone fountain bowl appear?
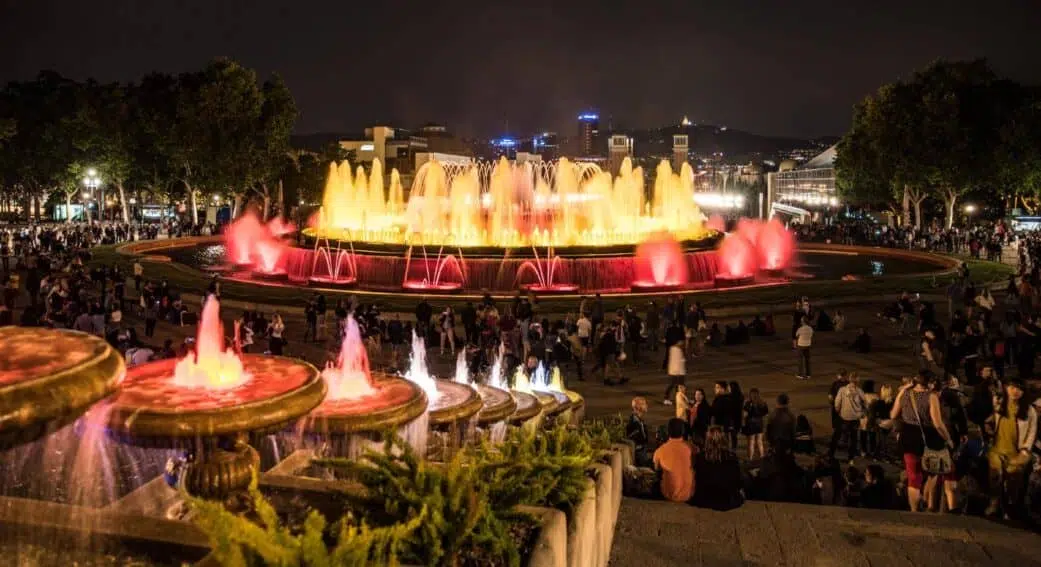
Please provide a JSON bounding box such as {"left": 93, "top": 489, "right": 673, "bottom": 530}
{"left": 105, "top": 355, "right": 326, "bottom": 448}
{"left": 508, "top": 390, "right": 541, "bottom": 425}
{"left": 427, "top": 380, "right": 484, "bottom": 427}
{"left": 531, "top": 390, "right": 568, "bottom": 417}
{"left": 301, "top": 373, "right": 428, "bottom": 435}
{"left": 475, "top": 384, "right": 518, "bottom": 426}
{"left": 0, "top": 328, "right": 124, "bottom": 451}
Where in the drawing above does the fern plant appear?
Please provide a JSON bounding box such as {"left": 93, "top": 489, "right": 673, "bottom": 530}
{"left": 316, "top": 435, "right": 522, "bottom": 567}
{"left": 189, "top": 475, "right": 421, "bottom": 567}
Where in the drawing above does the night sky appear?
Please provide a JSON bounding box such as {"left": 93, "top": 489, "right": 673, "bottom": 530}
{"left": 1, "top": 0, "right": 1039, "bottom": 139}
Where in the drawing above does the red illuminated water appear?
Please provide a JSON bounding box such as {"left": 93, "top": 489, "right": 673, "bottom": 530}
{"left": 633, "top": 232, "right": 688, "bottom": 288}
{"left": 0, "top": 329, "right": 99, "bottom": 386}
{"left": 706, "top": 214, "right": 726, "bottom": 233}
{"left": 736, "top": 218, "right": 761, "bottom": 248}
{"left": 266, "top": 217, "right": 297, "bottom": 237}
{"left": 757, "top": 217, "right": 795, "bottom": 271}
{"left": 402, "top": 246, "right": 466, "bottom": 290}
{"left": 716, "top": 233, "right": 757, "bottom": 278}
{"left": 224, "top": 212, "right": 267, "bottom": 266}
{"left": 309, "top": 379, "right": 421, "bottom": 418}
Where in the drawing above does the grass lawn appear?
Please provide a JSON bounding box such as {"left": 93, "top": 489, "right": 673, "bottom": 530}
{"left": 90, "top": 244, "right": 1014, "bottom": 316}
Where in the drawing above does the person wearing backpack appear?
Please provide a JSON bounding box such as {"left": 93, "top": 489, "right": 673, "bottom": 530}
{"left": 830, "top": 372, "right": 866, "bottom": 461}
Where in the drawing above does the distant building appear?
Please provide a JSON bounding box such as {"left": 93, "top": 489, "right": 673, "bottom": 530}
{"left": 577, "top": 113, "right": 600, "bottom": 156}
{"left": 339, "top": 124, "right": 472, "bottom": 174}
{"left": 607, "top": 134, "right": 634, "bottom": 174}
{"left": 672, "top": 134, "right": 689, "bottom": 170}
{"left": 533, "top": 132, "right": 559, "bottom": 159}
{"left": 766, "top": 144, "right": 838, "bottom": 221}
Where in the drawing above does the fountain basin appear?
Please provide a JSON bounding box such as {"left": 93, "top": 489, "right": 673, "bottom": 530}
{"left": 107, "top": 355, "right": 325, "bottom": 446}
{"left": 251, "top": 269, "right": 289, "bottom": 281}
{"left": 302, "top": 374, "right": 427, "bottom": 435}
{"left": 519, "top": 283, "right": 580, "bottom": 294}
{"left": 402, "top": 281, "right": 463, "bottom": 293}
{"left": 475, "top": 384, "right": 518, "bottom": 426}
{"left": 428, "top": 380, "right": 483, "bottom": 427}
{"left": 629, "top": 280, "right": 687, "bottom": 293}
{"left": 307, "top": 275, "right": 358, "bottom": 289}
{"left": 0, "top": 328, "right": 124, "bottom": 450}
{"left": 714, "top": 274, "right": 755, "bottom": 288}
{"left": 509, "top": 390, "right": 542, "bottom": 424}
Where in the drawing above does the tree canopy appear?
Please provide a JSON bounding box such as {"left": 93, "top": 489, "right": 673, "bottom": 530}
{"left": 836, "top": 59, "right": 1041, "bottom": 227}
{"left": 0, "top": 58, "right": 306, "bottom": 222}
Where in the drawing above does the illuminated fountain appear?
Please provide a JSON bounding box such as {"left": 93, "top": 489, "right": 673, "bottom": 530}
{"left": 295, "top": 316, "right": 427, "bottom": 457}
{"left": 631, "top": 232, "right": 689, "bottom": 292}
{"left": 224, "top": 212, "right": 267, "bottom": 269}
{"left": 402, "top": 244, "right": 466, "bottom": 292}
{"left": 516, "top": 246, "right": 578, "bottom": 293}
{"left": 706, "top": 214, "right": 727, "bottom": 233}
{"left": 512, "top": 363, "right": 568, "bottom": 421}
{"left": 266, "top": 217, "right": 297, "bottom": 238}
{"left": 308, "top": 231, "right": 358, "bottom": 288}
{"left": 403, "top": 333, "right": 482, "bottom": 456}
{"left": 453, "top": 351, "right": 516, "bottom": 441}
{"left": 757, "top": 217, "right": 796, "bottom": 275}
{"left": 531, "top": 364, "right": 586, "bottom": 426}
{"left": 0, "top": 328, "right": 123, "bottom": 450}
{"left": 714, "top": 234, "right": 758, "bottom": 287}
{"left": 486, "top": 347, "right": 540, "bottom": 426}
{"left": 105, "top": 297, "right": 325, "bottom": 498}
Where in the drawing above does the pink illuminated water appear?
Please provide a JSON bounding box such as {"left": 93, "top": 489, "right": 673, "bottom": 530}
{"left": 736, "top": 218, "right": 761, "bottom": 248}
{"left": 403, "top": 246, "right": 466, "bottom": 289}
{"left": 266, "top": 217, "right": 297, "bottom": 237}
{"left": 454, "top": 350, "right": 470, "bottom": 385}
{"left": 716, "top": 234, "right": 757, "bottom": 278}
{"left": 757, "top": 218, "right": 795, "bottom": 271}
{"left": 225, "top": 213, "right": 266, "bottom": 265}
{"left": 516, "top": 245, "right": 573, "bottom": 290}
{"left": 634, "top": 232, "right": 689, "bottom": 286}
{"left": 322, "top": 316, "right": 376, "bottom": 400}
{"left": 172, "top": 297, "right": 249, "bottom": 390}
{"left": 253, "top": 238, "right": 285, "bottom": 273}
{"left": 707, "top": 214, "right": 726, "bottom": 233}
{"left": 405, "top": 332, "right": 440, "bottom": 403}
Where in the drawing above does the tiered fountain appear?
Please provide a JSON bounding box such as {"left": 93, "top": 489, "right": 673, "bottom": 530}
{"left": 453, "top": 351, "right": 516, "bottom": 436}
{"left": 105, "top": 297, "right": 326, "bottom": 498}
{"left": 297, "top": 316, "right": 428, "bottom": 456}
{"left": 0, "top": 328, "right": 124, "bottom": 450}
{"left": 403, "top": 333, "right": 482, "bottom": 456}
{"left": 513, "top": 362, "right": 570, "bottom": 421}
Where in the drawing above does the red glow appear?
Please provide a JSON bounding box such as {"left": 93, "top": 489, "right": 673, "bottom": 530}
{"left": 706, "top": 214, "right": 726, "bottom": 233}
{"left": 253, "top": 238, "right": 285, "bottom": 273}
{"left": 634, "top": 232, "right": 688, "bottom": 287}
{"left": 757, "top": 218, "right": 795, "bottom": 271}
{"left": 266, "top": 217, "right": 297, "bottom": 237}
{"left": 716, "top": 233, "right": 756, "bottom": 278}
{"left": 224, "top": 212, "right": 266, "bottom": 266}
{"left": 402, "top": 281, "right": 463, "bottom": 292}
{"left": 736, "top": 218, "right": 761, "bottom": 248}
{"left": 519, "top": 283, "right": 580, "bottom": 294}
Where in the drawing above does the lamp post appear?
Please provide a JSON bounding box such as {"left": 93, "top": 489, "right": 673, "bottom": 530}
{"left": 83, "top": 169, "right": 101, "bottom": 222}
{"left": 963, "top": 204, "right": 976, "bottom": 226}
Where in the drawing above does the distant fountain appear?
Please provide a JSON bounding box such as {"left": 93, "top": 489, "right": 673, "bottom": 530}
{"left": 224, "top": 212, "right": 267, "bottom": 267}
{"left": 715, "top": 234, "right": 757, "bottom": 286}
{"left": 266, "top": 217, "right": 297, "bottom": 237}
{"left": 309, "top": 219, "right": 358, "bottom": 287}
{"left": 632, "top": 232, "right": 689, "bottom": 291}
{"left": 757, "top": 217, "right": 796, "bottom": 274}
{"left": 516, "top": 245, "right": 578, "bottom": 293}
{"left": 402, "top": 244, "right": 466, "bottom": 292}
{"left": 707, "top": 214, "right": 727, "bottom": 233}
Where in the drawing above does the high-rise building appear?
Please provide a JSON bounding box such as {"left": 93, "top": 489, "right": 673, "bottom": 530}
{"left": 577, "top": 112, "right": 599, "bottom": 156}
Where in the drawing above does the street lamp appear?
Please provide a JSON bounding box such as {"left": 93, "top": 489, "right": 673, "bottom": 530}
{"left": 83, "top": 170, "right": 102, "bottom": 221}
{"left": 963, "top": 204, "right": 977, "bottom": 214}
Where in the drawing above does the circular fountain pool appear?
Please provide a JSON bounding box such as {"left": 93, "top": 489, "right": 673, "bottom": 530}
{"left": 0, "top": 328, "right": 124, "bottom": 450}
{"left": 304, "top": 374, "right": 428, "bottom": 434}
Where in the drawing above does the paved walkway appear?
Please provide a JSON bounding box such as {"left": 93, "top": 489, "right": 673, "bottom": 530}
{"left": 610, "top": 497, "right": 1041, "bottom": 566}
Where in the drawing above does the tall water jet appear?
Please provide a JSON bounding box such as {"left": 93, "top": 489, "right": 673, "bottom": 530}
{"left": 323, "top": 317, "right": 376, "bottom": 399}
{"left": 715, "top": 233, "right": 757, "bottom": 287}
{"left": 404, "top": 332, "right": 440, "bottom": 403}
{"left": 172, "top": 298, "right": 248, "bottom": 390}
{"left": 757, "top": 217, "right": 795, "bottom": 274}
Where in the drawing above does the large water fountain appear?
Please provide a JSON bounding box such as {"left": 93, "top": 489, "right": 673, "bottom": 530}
{"left": 105, "top": 297, "right": 326, "bottom": 498}
{"left": 296, "top": 316, "right": 428, "bottom": 456}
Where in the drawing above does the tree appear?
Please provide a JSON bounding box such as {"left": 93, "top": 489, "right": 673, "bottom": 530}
{"left": 994, "top": 85, "right": 1041, "bottom": 213}
{"left": 127, "top": 73, "right": 181, "bottom": 213}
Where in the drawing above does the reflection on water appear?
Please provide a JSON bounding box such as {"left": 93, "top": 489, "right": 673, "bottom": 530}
{"left": 871, "top": 261, "right": 884, "bottom": 276}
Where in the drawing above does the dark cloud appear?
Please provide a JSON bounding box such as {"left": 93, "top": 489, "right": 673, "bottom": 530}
{"left": 1, "top": 0, "right": 1038, "bottom": 138}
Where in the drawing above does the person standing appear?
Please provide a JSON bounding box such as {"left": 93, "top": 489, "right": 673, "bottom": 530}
{"left": 303, "top": 300, "right": 318, "bottom": 343}
{"left": 576, "top": 312, "right": 592, "bottom": 358}
{"left": 268, "top": 313, "right": 286, "bottom": 356}
{"left": 794, "top": 316, "right": 814, "bottom": 380}
{"left": 830, "top": 372, "right": 866, "bottom": 461}
{"left": 315, "top": 293, "right": 327, "bottom": 341}
{"left": 744, "top": 388, "right": 769, "bottom": 460}
{"left": 663, "top": 338, "right": 686, "bottom": 406}
{"left": 645, "top": 301, "right": 660, "bottom": 352}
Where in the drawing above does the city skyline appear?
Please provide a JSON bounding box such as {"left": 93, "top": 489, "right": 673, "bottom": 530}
{"left": 2, "top": 0, "right": 1039, "bottom": 139}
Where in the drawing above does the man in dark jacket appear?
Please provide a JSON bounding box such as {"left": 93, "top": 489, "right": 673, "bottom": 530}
{"left": 766, "top": 393, "right": 797, "bottom": 455}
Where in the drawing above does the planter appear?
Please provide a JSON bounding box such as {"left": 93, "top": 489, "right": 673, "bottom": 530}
{"left": 0, "top": 495, "right": 212, "bottom": 565}
{"left": 566, "top": 479, "right": 597, "bottom": 567}
{"left": 605, "top": 445, "right": 625, "bottom": 519}
{"left": 519, "top": 505, "right": 568, "bottom": 567}
{"left": 588, "top": 463, "right": 615, "bottom": 567}
{"left": 613, "top": 441, "right": 635, "bottom": 470}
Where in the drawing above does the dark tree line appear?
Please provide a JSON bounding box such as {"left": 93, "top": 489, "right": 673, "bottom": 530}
{"left": 835, "top": 59, "right": 1041, "bottom": 228}
{"left": 0, "top": 58, "right": 342, "bottom": 223}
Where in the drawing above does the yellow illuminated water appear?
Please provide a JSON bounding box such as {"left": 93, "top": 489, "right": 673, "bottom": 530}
{"left": 312, "top": 156, "right": 708, "bottom": 248}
